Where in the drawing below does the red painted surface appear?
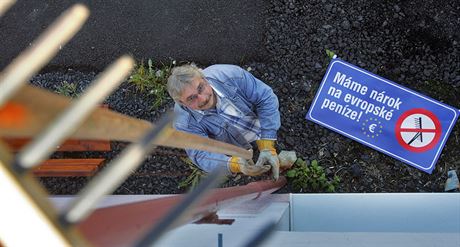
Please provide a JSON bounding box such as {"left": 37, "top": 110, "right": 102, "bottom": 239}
{"left": 78, "top": 177, "right": 287, "bottom": 247}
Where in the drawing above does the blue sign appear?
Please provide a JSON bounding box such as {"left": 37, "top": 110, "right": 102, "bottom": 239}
{"left": 306, "top": 58, "right": 459, "bottom": 174}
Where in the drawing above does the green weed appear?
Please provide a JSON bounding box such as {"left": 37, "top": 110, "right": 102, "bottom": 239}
{"left": 178, "top": 157, "right": 207, "bottom": 191}
{"left": 325, "top": 49, "right": 336, "bottom": 60}
{"left": 286, "top": 158, "right": 340, "bottom": 193}
{"left": 55, "top": 81, "right": 79, "bottom": 98}
{"left": 128, "top": 59, "right": 174, "bottom": 109}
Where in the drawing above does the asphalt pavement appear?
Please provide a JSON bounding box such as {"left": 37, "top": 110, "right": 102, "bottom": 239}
{"left": 0, "top": 0, "right": 267, "bottom": 71}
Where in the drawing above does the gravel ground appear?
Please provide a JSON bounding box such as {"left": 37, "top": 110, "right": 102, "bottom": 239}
{"left": 35, "top": 0, "right": 459, "bottom": 194}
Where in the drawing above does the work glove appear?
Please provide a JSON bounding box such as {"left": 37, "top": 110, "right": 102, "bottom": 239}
{"left": 255, "top": 139, "right": 280, "bottom": 181}
{"left": 229, "top": 156, "right": 271, "bottom": 176}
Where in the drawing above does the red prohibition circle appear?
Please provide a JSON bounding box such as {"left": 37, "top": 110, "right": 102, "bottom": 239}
{"left": 394, "top": 108, "right": 442, "bottom": 152}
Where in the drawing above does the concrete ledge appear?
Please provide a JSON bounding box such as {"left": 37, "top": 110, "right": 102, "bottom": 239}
{"left": 290, "top": 193, "right": 460, "bottom": 233}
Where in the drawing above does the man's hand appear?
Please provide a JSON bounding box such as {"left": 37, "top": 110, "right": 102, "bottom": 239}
{"left": 255, "top": 140, "right": 280, "bottom": 181}
{"left": 229, "top": 157, "right": 271, "bottom": 176}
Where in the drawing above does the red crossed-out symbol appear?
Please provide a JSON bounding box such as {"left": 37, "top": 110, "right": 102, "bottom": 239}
{"left": 395, "top": 108, "right": 442, "bottom": 153}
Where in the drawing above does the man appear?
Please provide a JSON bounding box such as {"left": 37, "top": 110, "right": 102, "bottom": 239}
{"left": 167, "top": 64, "right": 281, "bottom": 180}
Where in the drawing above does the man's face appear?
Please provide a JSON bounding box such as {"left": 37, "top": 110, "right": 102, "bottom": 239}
{"left": 178, "top": 77, "right": 216, "bottom": 110}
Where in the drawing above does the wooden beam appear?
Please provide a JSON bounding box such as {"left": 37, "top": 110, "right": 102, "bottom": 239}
{"left": 0, "top": 85, "right": 252, "bottom": 159}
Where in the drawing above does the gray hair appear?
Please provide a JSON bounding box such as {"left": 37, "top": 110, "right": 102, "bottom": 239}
{"left": 167, "top": 64, "right": 204, "bottom": 102}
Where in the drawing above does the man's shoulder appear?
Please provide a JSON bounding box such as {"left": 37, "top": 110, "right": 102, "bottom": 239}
{"left": 204, "top": 64, "right": 241, "bottom": 71}
{"left": 203, "top": 64, "right": 243, "bottom": 79}
{"left": 173, "top": 103, "right": 192, "bottom": 127}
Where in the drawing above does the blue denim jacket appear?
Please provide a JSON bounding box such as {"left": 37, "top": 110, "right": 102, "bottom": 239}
{"left": 173, "top": 64, "right": 280, "bottom": 173}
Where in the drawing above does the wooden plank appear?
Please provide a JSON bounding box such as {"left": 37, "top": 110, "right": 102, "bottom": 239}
{"left": 33, "top": 158, "right": 104, "bottom": 177}
{"left": 56, "top": 140, "right": 110, "bottom": 152}
{"left": 35, "top": 164, "right": 99, "bottom": 171}
{"left": 39, "top": 158, "right": 105, "bottom": 166}
{"left": 2, "top": 138, "right": 111, "bottom": 152}
{"left": 34, "top": 169, "right": 96, "bottom": 177}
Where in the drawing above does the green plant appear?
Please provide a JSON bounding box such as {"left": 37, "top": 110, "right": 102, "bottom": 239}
{"left": 178, "top": 157, "right": 207, "bottom": 190}
{"left": 325, "top": 49, "right": 336, "bottom": 60}
{"left": 55, "top": 81, "right": 79, "bottom": 98}
{"left": 128, "top": 59, "right": 174, "bottom": 109}
{"left": 286, "top": 158, "right": 340, "bottom": 193}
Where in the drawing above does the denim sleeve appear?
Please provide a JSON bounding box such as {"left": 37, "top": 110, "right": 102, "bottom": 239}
{"left": 234, "top": 66, "right": 280, "bottom": 140}
{"left": 174, "top": 120, "right": 233, "bottom": 174}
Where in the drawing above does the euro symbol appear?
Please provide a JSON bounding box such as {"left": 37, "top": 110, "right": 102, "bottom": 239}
{"left": 369, "top": 124, "right": 376, "bottom": 133}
